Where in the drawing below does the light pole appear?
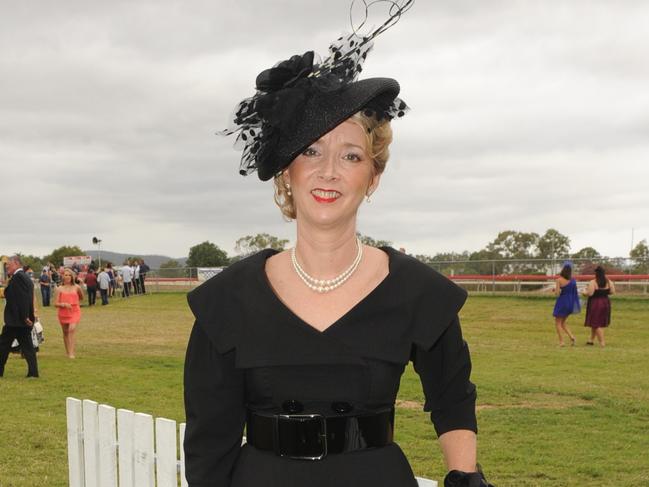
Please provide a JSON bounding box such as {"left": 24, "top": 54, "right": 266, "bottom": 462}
{"left": 92, "top": 236, "right": 102, "bottom": 268}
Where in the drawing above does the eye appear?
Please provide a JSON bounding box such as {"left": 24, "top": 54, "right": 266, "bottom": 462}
{"left": 343, "top": 152, "right": 363, "bottom": 162}
{"left": 302, "top": 146, "right": 318, "bottom": 157}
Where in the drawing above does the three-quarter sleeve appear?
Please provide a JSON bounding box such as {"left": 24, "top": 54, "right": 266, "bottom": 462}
{"left": 184, "top": 321, "right": 246, "bottom": 487}
{"left": 411, "top": 316, "right": 477, "bottom": 437}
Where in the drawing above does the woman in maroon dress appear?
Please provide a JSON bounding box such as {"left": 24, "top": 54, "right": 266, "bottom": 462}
{"left": 583, "top": 266, "right": 615, "bottom": 347}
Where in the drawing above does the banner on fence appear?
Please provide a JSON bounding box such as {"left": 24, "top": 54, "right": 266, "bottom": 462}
{"left": 63, "top": 255, "right": 92, "bottom": 268}
{"left": 196, "top": 267, "right": 225, "bottom": 282}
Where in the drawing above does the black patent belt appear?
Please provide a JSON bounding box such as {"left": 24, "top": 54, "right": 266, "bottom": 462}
{"left": 246, "top": 407, "right": 394, "bottom": 460}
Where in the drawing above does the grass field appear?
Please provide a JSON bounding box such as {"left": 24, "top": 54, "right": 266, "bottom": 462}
{"left": 1, "top": 292, "right": 648, "bottom": 486}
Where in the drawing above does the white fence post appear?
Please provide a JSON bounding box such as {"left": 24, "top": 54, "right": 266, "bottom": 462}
{"left": 416, "top": 477, "right": 438, "bottom": 487}
{"left": 117, "top": 409, "right": 135, "bottom": 487}
{"left": 66, "top": 398, "right": 85, "bottom": 487}
{"left": 179, "top": 423, "right": 188, "bottom": 487}
{"left": 82, "top": 400, "right": 100, "bottom": 487}
{"left": 97, "top": 405, "right": 117, "bottom": 487}
{"left": 155, "top": 418, "right": 178, "bottom": 487}
{"left": 133, "top": 412, "right": 155, "bottom": 487}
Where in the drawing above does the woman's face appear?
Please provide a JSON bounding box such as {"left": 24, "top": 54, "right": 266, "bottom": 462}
{"left": 63, "top": 272, "right": 73, "bottom": 285}
{"left": 284, "top": 120, "right": 379, "bottom": 228}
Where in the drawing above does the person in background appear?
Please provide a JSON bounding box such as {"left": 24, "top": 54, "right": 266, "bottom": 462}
{"left": 22, "top": 265, "right": 34, "bottom": 280}
{"left": 22, "top": 266, "right": 37, "bottom": 317}
{"left": 0, "top": 255, "right": 39, "bottom": 378}
{"left": 583, "top": 266, "right": 615, "bottom": 347}
{"left": 84, "top": 268, "right": 98, "bottom": 306}
{"left": 97, "top": 267, "right": 110, "bottom": 305}
{"left": 106, "top": 263, "right": 116, "bottom": 297}
{"left": 39, "top": 268, "right": 51, "bottom": 306}
{"left": 54, "top": 268, "right": 84, "bottom": 358}
{"left": 117, "top": 274, "right": 124, "bottom": 295}
{"left": 139, "top": 259, "right": 150, "bottom": 294}
{"left": 133, "top": 261, "right": 141, "bottom": 294}
{"left": 552, "top": 261, "right": 580, "bottom": 346}
{"left": 50, "top": 264, "right": 60, "bottom": 287}
{"left": 121, "top": 263, "right": 133, "bottom": 297}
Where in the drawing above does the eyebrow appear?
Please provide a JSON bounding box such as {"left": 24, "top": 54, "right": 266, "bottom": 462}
{"left": 342, "top": 143, "right": 366, "bottom": 151}
{"left": 309, "top": 141, "right": 366, "bottom": 151}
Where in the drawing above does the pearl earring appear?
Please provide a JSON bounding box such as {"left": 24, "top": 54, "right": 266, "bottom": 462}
{"left": 286, "top": 183, "right": 292, "bottom": 196}
{"left": 366, "top": 193, "right": 371, "bottom": 203}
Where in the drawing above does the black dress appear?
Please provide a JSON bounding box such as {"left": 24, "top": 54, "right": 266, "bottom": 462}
{"left": 184, "top": 247, "right": 477, "bottom": 487}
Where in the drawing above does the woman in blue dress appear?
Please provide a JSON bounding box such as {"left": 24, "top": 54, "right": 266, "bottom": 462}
{"left": 552, "top": 262, "right": 580, "bottom": 346}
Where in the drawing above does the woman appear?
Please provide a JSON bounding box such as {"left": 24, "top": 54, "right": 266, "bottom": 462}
{"left": 54, "top": 268, "right": 83, "bottom": 358}
{"left": 184, "top": 3, "right": 492, "bottom": 487}
{"left": 583, "top": 266, "right": 615, "bottom": 347}
{"left": 552, "top": 262, "right": 580, "bottom": 346}
{"left": 106, "top": 263, "right": 116, "bottom": 297}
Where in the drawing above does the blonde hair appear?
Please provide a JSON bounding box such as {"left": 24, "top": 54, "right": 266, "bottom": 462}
{"left": 273, "top": 112, "right": 393, "bottom": 220}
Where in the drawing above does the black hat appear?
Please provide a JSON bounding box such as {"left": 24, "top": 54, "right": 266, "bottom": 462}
{"left": 219, "top": 1, "right": 413, "bottom": 181}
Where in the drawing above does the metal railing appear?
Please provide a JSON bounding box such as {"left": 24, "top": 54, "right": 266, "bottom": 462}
{"left": 134, "top": 257, "right": 649, "bottom": 295}
{"left": 424, "top": 257, "right": 648, "bottom": 294}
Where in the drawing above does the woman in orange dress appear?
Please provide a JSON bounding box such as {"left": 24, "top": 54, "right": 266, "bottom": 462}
{"left": 54, "top": 268, "right": 84, "bottom": 358}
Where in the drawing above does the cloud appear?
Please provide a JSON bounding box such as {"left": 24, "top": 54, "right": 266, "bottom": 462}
{"left": 1, "top": 0, "right": 648, "bottom": 261}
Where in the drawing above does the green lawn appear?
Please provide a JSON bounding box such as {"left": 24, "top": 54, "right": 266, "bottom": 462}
{"left": 1, "top": 293, "right": 648, "bottom": 486}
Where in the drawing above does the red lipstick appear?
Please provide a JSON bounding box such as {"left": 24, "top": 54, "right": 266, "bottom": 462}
{"left": 311, "top": 188, "right": 341, "bottom": 203}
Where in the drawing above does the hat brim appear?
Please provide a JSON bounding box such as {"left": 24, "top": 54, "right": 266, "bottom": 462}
{"left": 257, "top": 77, "right": 400, "bottom": 181}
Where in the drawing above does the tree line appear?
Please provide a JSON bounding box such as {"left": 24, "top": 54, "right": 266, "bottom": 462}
{"left": 10, "top": 229, "right": 649, "bottom": 278}
{"left": 414, "top": 229, "right": 649, "bottom": 275}
{"left": 174, "top": 229, "right": 649, "bottom": 276}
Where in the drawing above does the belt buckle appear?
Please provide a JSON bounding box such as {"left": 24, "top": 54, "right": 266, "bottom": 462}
{"left": 273, "top": 413, "right": 328, "bottom": 460}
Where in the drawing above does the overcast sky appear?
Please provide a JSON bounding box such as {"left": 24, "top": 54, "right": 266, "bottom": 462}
{"left": 2, "top": 0, "right": 648, "bottom": 261}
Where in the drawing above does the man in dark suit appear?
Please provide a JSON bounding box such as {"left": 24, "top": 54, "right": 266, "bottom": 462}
{"left": 0, "top": 255, "right": 39, "bottom": 378}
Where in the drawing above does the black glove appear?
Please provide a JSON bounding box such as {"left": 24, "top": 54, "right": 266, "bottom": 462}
{"left": 444, "top": 464, "right": 494, "bottom": 487}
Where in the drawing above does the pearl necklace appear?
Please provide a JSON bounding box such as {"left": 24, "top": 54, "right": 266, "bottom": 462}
{"left": 291, "top": 238, "right": 363, "bottom": 293}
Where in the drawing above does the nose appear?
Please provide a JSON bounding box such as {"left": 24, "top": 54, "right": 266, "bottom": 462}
{"left": 317, "top": 152, "right": 339, "bottom": 181}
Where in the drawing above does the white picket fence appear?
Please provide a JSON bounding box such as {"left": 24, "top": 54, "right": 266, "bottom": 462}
{"left": 66, "top": 398, "right": 186, "bottom": 487}
{"left": 66, "top": 397, "right": 437, "bottom": 487}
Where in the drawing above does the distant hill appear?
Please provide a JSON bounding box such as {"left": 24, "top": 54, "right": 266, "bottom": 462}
{"left": 83, "top": 250, "right": 187, "bottom": 269}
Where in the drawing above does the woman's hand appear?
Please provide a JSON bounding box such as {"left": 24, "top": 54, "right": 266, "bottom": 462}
{"left": 444, "top": 466, "right": 494, "bottom": 486}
